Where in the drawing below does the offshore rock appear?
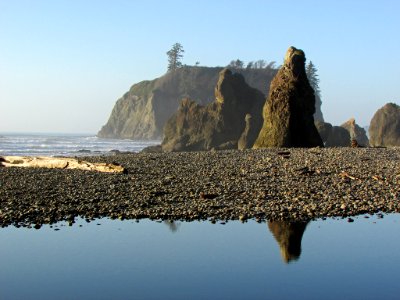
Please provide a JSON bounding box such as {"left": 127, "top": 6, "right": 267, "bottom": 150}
{"left": 315, "top": 121, "right": 333, "bottom": 144}
{"left": 341, "top": 118, "right": 369, "bottom": 146}
{"left": 162, "top": 69, "right": 265, "bottom": 151}
{"left": 316, "top": 121, "right": 356, "bottom": 147}
{"left": 253, "top": 47, "right": 323, "bottom": 148}
{"left": 369, "top": 103, "right": 400, "bottom": 147}
{"left": 325, "top": 126, "right": 351, "bottom": 147}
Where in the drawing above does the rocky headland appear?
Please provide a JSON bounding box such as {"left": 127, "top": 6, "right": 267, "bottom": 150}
{"left": 97, "top": 65, "right": 325, "bottom": 140}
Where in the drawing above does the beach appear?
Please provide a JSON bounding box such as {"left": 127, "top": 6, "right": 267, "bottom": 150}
{"left": 1, "top": 148, "right": 399, "bottom": 228}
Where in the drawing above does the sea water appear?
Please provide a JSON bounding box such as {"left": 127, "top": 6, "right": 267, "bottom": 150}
{"left": 0, "top": 133, "right": 159, "bottom": 157}
{"left": 0, "top": 214, "right": 399, "bottom": 299}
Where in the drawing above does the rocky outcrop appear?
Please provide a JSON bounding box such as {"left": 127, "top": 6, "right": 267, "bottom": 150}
{"left": 98, "top": 65, "right": 325, "bottom": 140}
{"left": 325, "top": 126, "right": 350, "bottom": 147}
{"left": 315, "top": 121, "right": 332, "bottom": 143}
{"left": 238, "top": 114, "right": 254, "bottom": 150}
{"left": 340, "top": 118, "right": 369, "bottom": 146}
{"left": 140, "top": 145, "right": 162, "bottom": 153}
{"left": 314, "top": 94, "right": 324, "bottom": 122}
{"left": 253, "top": 47, "right": 323, "bottom": 148}
{"left": 161, "top": 69, "right": 265, "bottom": 151}
{"left": 369, "top": 103, "right": 400, "bottom": 147}
{"left": 316, "top": 120, "right": 363, "bottom": 147}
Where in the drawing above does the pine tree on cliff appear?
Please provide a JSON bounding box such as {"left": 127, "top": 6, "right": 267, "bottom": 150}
{"left": 306, "top": 61, "right": 320, "bottom": 97}
{"left": 306, "top": 61, "right": 324, "bottom": 121}
{"left": 167, "top": 43, "right": 184, "bottom": 72}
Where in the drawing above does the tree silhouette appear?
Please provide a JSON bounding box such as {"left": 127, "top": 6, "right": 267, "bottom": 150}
{"left": 228, "top": 59, "right": 244, "bottom": 69}
{"left": 306, "top": 61, "right": 320, "bottom": 97}
{"left": 167, "top": 43, "right": 184, "bottom": 72}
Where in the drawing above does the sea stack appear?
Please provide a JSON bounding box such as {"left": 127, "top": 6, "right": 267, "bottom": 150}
{"left": 162, "top": 69, "right": 264, "bottom": 151}
{"left": 253, "top": 46, "right": 323, "bottom": 148}
{"left": 325, "top": 126, "right": 351, "bottom": 147}
{"left": 369, "top": 103, "right": 400, "bottom": 147}
{"left": 340, "top": 118, "right": 369, "bottom": 146}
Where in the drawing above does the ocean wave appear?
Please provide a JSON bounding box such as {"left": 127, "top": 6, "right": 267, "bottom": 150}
{"left": 0, "top": 134, "right": 159, "bottom": 156}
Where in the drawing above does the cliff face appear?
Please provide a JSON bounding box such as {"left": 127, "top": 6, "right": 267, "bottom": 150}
{"left": 253, "top": 46, "right": 323, "bottom": 148}
{"left": 369, "top": 103, "right": 400, "bottom": 146}
{"left": 98, "top": 66, "right": 325, "bottom": 140}
{"left": 161, "top": 69, "right": 265, "bottom": 151}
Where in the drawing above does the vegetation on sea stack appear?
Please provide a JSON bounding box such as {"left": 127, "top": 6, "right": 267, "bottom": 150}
{"left": 167, "top": 42, "right": 184, "bottom": 72}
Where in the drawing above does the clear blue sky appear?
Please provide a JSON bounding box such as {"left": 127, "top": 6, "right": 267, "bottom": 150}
{"left": 1, "top": 0, "right": 399, "bottom": 133}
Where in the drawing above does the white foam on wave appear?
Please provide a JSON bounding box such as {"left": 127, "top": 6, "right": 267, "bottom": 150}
{"left": 0, "top": 133, "right": 160, "bottom": 157}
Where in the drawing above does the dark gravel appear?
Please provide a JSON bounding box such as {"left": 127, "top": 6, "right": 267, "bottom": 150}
{"left": 0, "top": 148, "right": 399, "bottom": 228}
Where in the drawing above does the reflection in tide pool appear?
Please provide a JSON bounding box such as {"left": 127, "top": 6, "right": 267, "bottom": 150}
{"left": 0, "top": 214, "right": 399, "bottom": 300}
{"left": 268, "top": 221, "right": 309, "bottom": 263}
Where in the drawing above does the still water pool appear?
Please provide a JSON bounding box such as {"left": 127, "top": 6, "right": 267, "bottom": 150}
{"left": 0, "top": 214, "right": 399, "bottom": 300}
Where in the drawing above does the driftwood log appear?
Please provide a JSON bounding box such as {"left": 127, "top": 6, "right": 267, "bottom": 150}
{"left": 0, "top": 156, "right": 124, "bottom": 173}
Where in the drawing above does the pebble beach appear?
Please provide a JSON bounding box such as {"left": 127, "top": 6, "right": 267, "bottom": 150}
{"left": 1, "top": 148, "right": 399, "bottom": 228}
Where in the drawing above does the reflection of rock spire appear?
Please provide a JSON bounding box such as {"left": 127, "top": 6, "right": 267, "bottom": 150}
{"left": 164, "top": 221, "right": 180, "bottom": 233}
{"left": 268, "top": 221, "right": 309, "bottom": 263}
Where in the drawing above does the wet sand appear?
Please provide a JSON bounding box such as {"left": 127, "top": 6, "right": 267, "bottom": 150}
{"left": 0, "top": 148, "right": 399, "bottom": 228}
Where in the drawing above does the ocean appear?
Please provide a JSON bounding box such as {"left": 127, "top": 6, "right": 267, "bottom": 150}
{"left": 0, "top": 133, "right": 160, "bottom": 157}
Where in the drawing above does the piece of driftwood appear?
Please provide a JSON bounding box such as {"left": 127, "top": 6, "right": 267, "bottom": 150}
{"left": 339, "top": 171, "right": 359, "bottom": 180}
{"left": 0, "top": 156, "right": 124, "bottom": 173}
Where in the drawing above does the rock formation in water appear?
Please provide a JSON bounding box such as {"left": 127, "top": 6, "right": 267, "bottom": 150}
{"left": 268, "top": 221, "right": 309, "bottom": 263}
{"left": 161, "top": 69, "right": 265, "bottom": 151}
{"left": 98, "top": 65, "right": 325, "bottom": 140}
{"left": 369, "top": 103, "right": 400, "bottom": 147}
{"left": 340, "top": 118, "right": 369, "bottom": 146}
{"left": 253, "top": 47, "right": 323, "bottom": 148}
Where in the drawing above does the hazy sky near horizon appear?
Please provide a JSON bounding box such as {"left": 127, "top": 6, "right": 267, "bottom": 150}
{"left": 1, "top": 0, "right": 399, "bottom": 134}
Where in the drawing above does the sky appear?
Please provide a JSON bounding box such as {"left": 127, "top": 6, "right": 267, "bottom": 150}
{"left": 1, "top": 0, "right": 399, "bottom": 134}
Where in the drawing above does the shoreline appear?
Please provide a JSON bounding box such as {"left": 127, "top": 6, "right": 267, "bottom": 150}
{"left": 0, "top": 148, "right": 399, "bottom": 228}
